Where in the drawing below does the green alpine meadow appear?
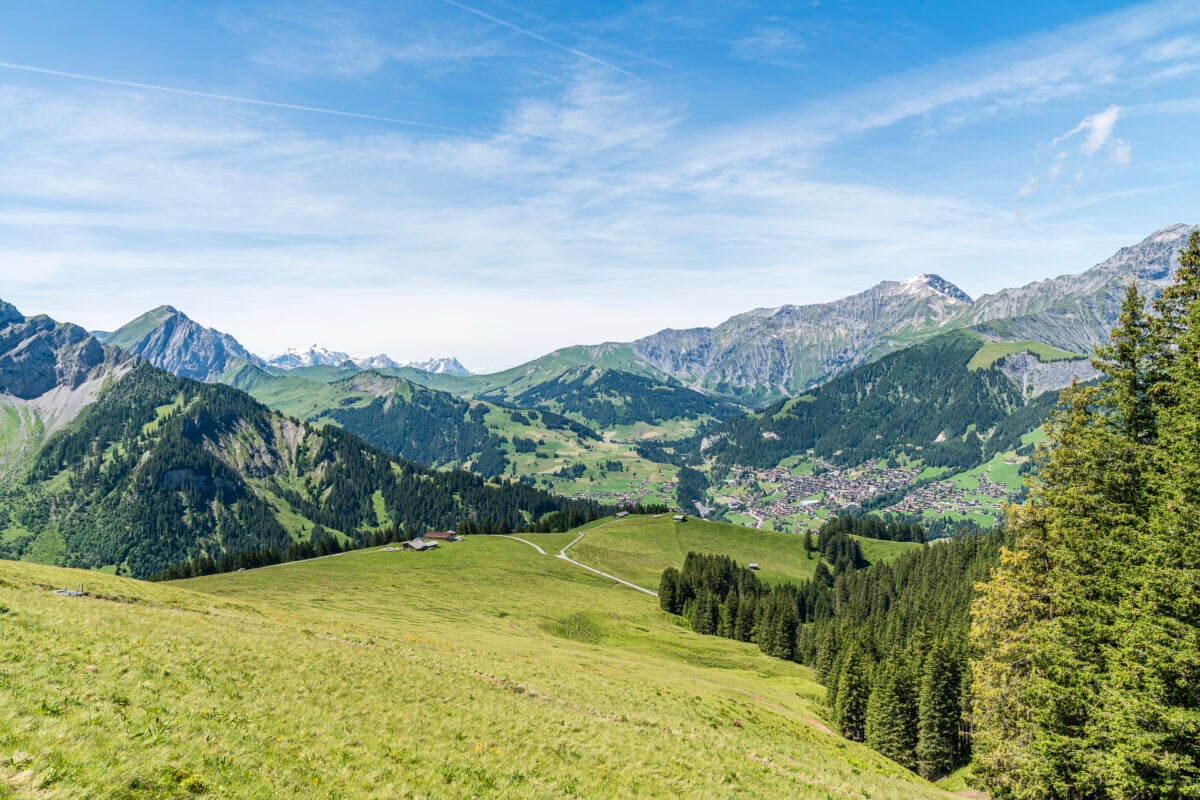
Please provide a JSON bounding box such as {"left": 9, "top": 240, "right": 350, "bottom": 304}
{"left": 3, "top": 2, "right": 1200, "bottom": 797}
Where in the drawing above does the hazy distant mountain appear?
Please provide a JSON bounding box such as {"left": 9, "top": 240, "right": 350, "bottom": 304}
{"left": 267, "top": 345, "right": 354, "bottom": 370}
{"left": 106, "top": 306, "right": 265, "bottom": 383}
{"left": 268, "top": 347, "right": 470, "bottom": 375}
{"left": 395, "top": 356, "right": 471, "bottom": 376}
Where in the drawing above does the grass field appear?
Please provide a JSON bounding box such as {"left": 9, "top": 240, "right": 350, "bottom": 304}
{"left": 966, "top": 340, "right": 1082, "bottom": 371}
{"left": 559, "top": 515, "right": 921, "bottom": 591}
{"left": 0, "top": 533, "right": 955, "bottom": 799}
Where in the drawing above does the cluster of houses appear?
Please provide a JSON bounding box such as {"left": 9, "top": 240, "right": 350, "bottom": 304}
{"left": 884, "top": 472, "right": 1016, "bottom": 519}
{"left": 717, "top": 459, "right": 923, "bottom": 527}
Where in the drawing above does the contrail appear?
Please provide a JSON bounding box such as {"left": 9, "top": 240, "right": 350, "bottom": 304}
{"left": 438, "top": 0, "right": 635, "bottom": 78}
{"left": 0, "top": 60, "right": 475, "bottom": 133}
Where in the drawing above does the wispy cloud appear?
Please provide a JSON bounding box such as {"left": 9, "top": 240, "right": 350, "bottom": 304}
{"left": 0, "top": 61, "right": 473, "bottom": 132}
{"left": 1053, "top": 105, "right": 1124, "bottom": 156}
{"left": 731, "top": 25, "right": 808, "bottom": 68}
{"left": 222, "top": 5, "right": 503, "bottom": 78}
{"left": 1, "top": 0, "right": 1198, "bottom": 369}
{"left": 437, "top": 0, "right": 636, "bottom": 77}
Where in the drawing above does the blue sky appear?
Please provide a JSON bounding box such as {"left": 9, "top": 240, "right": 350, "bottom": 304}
{"left": 0, "top": 0, "right": 1198, "bottom": 371}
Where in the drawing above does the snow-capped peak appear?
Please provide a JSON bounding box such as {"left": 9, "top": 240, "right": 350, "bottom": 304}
{"left": 267, "top": 346, "right": 470, "bottom": 375}
{"left": 396, "top": 356, "right": 471, "bottom": 376}
{"left": 896, "top": 274, "right": 973, "bottom": 304}
{"left": 267, "top": 345, "right": 353, "bottom": 370}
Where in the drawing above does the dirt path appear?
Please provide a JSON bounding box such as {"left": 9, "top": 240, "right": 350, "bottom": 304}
{"left": 501, "top": 535, "right": 547, "bottom": 555}
{"left": 504, "top": 522, "right": 659, "bottom": 597}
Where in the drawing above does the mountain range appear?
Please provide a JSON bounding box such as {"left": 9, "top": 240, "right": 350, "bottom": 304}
{"left": 0, "top": 223, "right": 1194, "bottom": 579}
{"left": 0, "top": 302, "right": 602, "bottom": 577}
{"left": 266, "top": 345, "right": 471, "bottom": 375}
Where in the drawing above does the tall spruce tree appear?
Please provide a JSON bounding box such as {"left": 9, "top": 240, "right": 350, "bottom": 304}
{"left": 834, "top": 640, "right": 871, "bottom": 742}
{"left": 916, "top": 639, "right": 962, "bottom": 780}
{"left": 865, "top": 657, "right": 918, "bottom": 770}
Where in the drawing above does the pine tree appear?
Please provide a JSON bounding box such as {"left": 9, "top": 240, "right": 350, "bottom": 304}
{"left": 865, "top": 657, "right": 918, "bottom": 770}
{"left": 972, "top": 232, "right": 1200, "bottom": 798}
{"left": 834, "top": 641, "right": 870, "bottom": 742}
{"left": 916, "top": 639, "right": 962, "bottom": 780}
{"left": 1096, "top": 231, "right": 1200, "bottom": 796}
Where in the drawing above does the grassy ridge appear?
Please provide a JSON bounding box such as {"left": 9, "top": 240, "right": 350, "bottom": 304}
{"left": 0, "top": 540, "right": 952, "bottom": 799}
{"left": 965, "top": 339, "right": 1082, "bottom": 371}
{"left": 551, "top": 515, "right": 922, "bottom": 593}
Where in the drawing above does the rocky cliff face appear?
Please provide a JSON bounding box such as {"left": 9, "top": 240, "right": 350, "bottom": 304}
{"left": 964, "top": 224, "right": 1198, "bottom": 353}
{"left": 106, "top": 306, "right": 264, "bottom": 382}
{"left": 998, "top": 352, "right": 1101, "bottom": 397}
{"left": 630, "top": 273, "right": 974, "bottom": 403}
{"left": 0, "top": 307, "right": 116, "bottom": 399}
{"left": 0, "top": 301, "right": 132, "bottom": 439}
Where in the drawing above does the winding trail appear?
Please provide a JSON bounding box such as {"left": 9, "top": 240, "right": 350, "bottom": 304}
{"left": 504, "top": 522, "right": 658, "bottom": 597}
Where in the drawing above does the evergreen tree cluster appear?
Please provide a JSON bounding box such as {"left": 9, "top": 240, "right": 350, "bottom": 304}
{"left": 970, "top": 233, "right": 1200, "bottom": 798}
{"left": 658, "top": 526, "right": 1002, "bottom": 780}
{"left": 675, "top": 465, "right": 709, "bottom": 513}
{"left": 813, "top": 531, "right": 1003, "bottom": 778}
{"left": 818, "top": 514, "right": 925, "bottom": 543}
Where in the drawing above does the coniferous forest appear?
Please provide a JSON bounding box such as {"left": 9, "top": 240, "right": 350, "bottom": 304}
{"left": 660, "top": 232, "right": 1200, "bottom": 794}
{"left": 970, "top": 232, "right": 1200, "bottom": 797}
{"left": 5, "top": 362, "right": 605, "bottom": 578}
{"left": 658, "top": 526, "right": 999, "bottom": 780}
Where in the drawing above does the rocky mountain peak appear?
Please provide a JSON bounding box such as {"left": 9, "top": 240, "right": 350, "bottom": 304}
{"left": 896, "top": 274, "right": 973, "bottom": 304}
{"left": 107, "top": 306, "right": 263, "bottom": 382}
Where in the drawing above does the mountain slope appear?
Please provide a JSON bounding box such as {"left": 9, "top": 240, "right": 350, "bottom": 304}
{"left": 13, "top": 361, "right": 603, "bottom": 576}
{"left": 963, "top": 223, "right": 1199, "bottom": 351}
{"left": 700, "top": 331, "right": 1079, "bottom": 473}
{"left": 0, "top": 301, "right": 133, "bottom": 483}
{"left": 0, "top": 544, "right": 955, "bottom": 799}
{"left": 106, "top": 305, "right": 265, "bottom": 382}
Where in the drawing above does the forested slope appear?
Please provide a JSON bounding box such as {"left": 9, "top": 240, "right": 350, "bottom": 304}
{"left": 702, "top": 331, "right": 1060, "bottom": 472}
{"left": 4, "top": 362, "right": 603, "bottom": 577}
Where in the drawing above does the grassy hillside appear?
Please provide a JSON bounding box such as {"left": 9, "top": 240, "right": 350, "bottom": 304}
{"left": 966, "top": 339, "right": 1082, "bottom": 370}
{"left": 0, "top": 541, "right": 954, "bottom": 799}
{"left": 227, "top": 362, "right": 679, "bottom": 494}
{"left": 550, "top": 515, "right": 921, "bottom": 592}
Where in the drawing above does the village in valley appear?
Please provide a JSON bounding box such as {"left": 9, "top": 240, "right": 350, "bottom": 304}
{"left": 550, "top": 449, "right": 1025, "bottom": 532}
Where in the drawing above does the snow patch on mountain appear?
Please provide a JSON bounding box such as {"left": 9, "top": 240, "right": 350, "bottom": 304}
{"left": 268, "top": 347, "right": 470, "bottom": 375}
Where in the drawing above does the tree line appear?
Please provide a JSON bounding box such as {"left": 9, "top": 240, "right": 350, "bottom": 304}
{"left": 658, "top": 523, "right": 1002, "bottom": 780}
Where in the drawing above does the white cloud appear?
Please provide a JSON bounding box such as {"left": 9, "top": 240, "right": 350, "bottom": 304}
{"left": 1054, "top": 105, "right": 1124, "bottom": 155}
{"left": 1110, "top": 139, "right": 1132, "bottom": 165}
{"left": 1, "top": 0, "right": 1198, "bottom": 368}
